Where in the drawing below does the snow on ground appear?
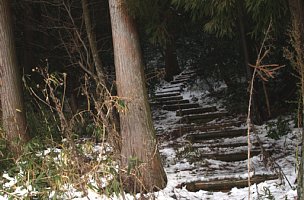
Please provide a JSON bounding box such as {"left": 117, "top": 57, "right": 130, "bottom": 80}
{"left": 0, "top": 72, "right": 300, "bottom": 200}
{"left": 149, "top": 73, "right": 299, "bottom": 200}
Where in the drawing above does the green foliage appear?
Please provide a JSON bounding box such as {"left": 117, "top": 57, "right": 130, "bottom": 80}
{"left": 171, "top": 0, "right": 289, "bottom": 39}
{"left": 84, "top": 123, "right": 103, "bottom": 140}
{"left": 26, "top": 103, "right": 61, "bottom": 141}
{"left": 189, "top": 32, "right": 246, "bottom": 102}
{"left": 1, "top": 138, "right": 58, "bottom": 199}
{"left": 223, "top": 83, "right": 248, "bottom": 114}
{"left": 3, "top": 66, "right": 120, "bottom": 197}
{"left": 266, "top": 117, "right": 290, "bottom": 140}
{"left": 0, "top": 136, "right": 119, "bottom": 199}
{"left": 171, "top": 0, "right": 206, "bottom": 21}
{"left": 104, "top": 178, "right": 121, "bottom": 197}
{"left": 0, "top": 132, "right": 15, "bottom": 172}
{"left": 113, "top": 98, "right": 128, "bottom": 114}
{"left": 202, "top": 0, "right": 238, "bottom": 38}
{"left": 171, "top": 0, "right": 238, "bottom": 38}
{"left": 127, "top": 0, "right": 192, "bottom": 46}
{"left": 245, "top": 0, "right": 289, "bottom": 38}
{"left": 127, "top": 156, "right": 143, "bottom": 176}
{"left": 196, "top": 33, "right": 244, "bottom": 82}
{"left": 126, "top": 0, "right": 171, "bottom": 45}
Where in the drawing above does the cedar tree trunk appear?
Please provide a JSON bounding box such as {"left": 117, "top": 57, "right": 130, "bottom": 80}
{"left": 109, "top": 0, "right": 167, "bottom": 193}
{"left": 288, "top": 0, "right": 304, "bottom": 198}
{"left": 82, "top": 0, "right": 106, "bottom": 84}
{"left": 237, "top": 0, "right": 263, "bottom": 124}
{"left": 0, "top": 0, "right": 30, "bottom": 156}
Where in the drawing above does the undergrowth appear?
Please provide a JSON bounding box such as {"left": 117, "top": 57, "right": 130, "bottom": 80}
{"left": 265, "top": 116, "right": 291, "bottom": 140}
{"left": 0, "top": 135, "right": 119, "bottom": 199}
{"left": 0, "top": 67, "right": 122, "bottom": 199}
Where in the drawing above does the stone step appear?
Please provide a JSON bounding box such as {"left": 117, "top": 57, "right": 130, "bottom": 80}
{"left": 193, "top": 141, "right": 259, "bottom": 149}
{"left": 177, "top": 174, "right": 278, "bottom": 192}
{"left": 151, "top": 99, "right": 190, "bottom": 106}
{"left": 155, "top": 92, "right": 180, "bottom": 98}
{"left": 159, "top": 121, "right": 244, "bottom": 139}
{"left": 174, "top": 75, "right": 193, "bottom": 81}
{"left": 163, "top": 103, "right": 200, "bottom": 111}
{"left": 171, "top": 79, "right": 189, "bottom": 84}
{"left": 155, "top": 95, "right": 183, "bottom": 102}
{"left": 178, "top": 112, "right": 228, "bottom": 124}
{"left": 176, "top": 106, "right": 217, "bottom": 116}
{"left": 162, "top": 83, "right": 185, "bottom": 89}
{"left": 196, "top": 146, "right": 265, "bottom": 155}
{"left": 180, "top": 70, "right": 196, "bottom": 76}
{"left": 199, "top": 150, "right": 262, "bottom": 162}
{"left": 186, "top": 129, "right": 247, "bottom": 141}
{"left": 156, "top": 87, "right": 182, "bottom": 94}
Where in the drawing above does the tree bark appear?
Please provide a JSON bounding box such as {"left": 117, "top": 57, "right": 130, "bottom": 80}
{"left": 0, "top": 0, "right": 30, "bottom": 156}
{"left": 237, "top": 0, "right": 263, "bottom": 124}
{"left": 81, "top": 0, "right": 106, "bottom": 85}
{"left": 288, "top": 0, "right": 304, "bottom": 199}
{"left": 237, "top": 1, "right": 251, "bottom": 81}
{"left": 108, "top": 0, "right": 167, "bottom": 193}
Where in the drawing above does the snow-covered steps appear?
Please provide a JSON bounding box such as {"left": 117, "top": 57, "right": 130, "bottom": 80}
{"left": 156, "top": 87, "right": 182, "bottom": 94}
{"left": 196, "top": 146, "right": 270, "bottom": 158}
{"left": 162, "top": 83, "right": 185, "bottom": 89}
{"left": 154, "top": 95, "right": 183, "bottom": 102}
{"left": 160, "top": 121, "right": 245, "bottom": 139}
{"left": 180, "top": 70, "right": 196, "bottom": 76}
{"left": 163, "top": 103, "right": 200, "bottom": 111}
{"left": 151, "top": 99, "right": 190, "bottom": 106}
{"left": 177, "top": 174, "right": 278, "bottom": 192}
{"left": 186, "top": 129, "right": 247, "bottom": 141}
{"left": 171, "top": 78, "right": 190, "bottom": 85}
{"left": 152, "top": 86, "right": 184, "bottom": 104}
{"left": 154, "top": 91, "right": 180, "bottom": 98}
{"left": 178, "top": 112, "right": 228, "bottom": 124}
{"left": 150, "top": 67, "right": 287, "bottom": 195}
{"left": 174, "top": 75, "right": 194, "bottom": 81}
{"left": 176, "top": 106, "right": 217, "bottom": 116}
{"left": 193, "top": 141, "right": 259, "bottom": 149}
{"left": 190, "top": 150, "right": 264, "bottom": 163}
{"left": 157, "top": 121, "right": 244, "bottom": 140}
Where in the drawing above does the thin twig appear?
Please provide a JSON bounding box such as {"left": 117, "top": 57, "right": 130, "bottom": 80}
{"left": 247, "top": 67, "right": 257, "bottom": 199}
{"left": 247, "top": 21, "right": 273, "bottom": 199}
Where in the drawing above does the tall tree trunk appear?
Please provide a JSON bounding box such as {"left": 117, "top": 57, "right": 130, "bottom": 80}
{"left": 237, "top": 0, "right": 263, "bottom": 124}
{"left": 81, "top": 0, "right": 106, "bottom": 85}
{"left": 0, "top": 0, "right": 30, "bottom": 156}
{"left": 164, "top": 40, "right": 180, "bottom": 81}
{"left": 109, "top": 0, "right": 167, "bottom": 193}
{"left": 288, "top": 0, "right": 304, "bottom": 199}
{"left": 237, "top": 1, "right": 251, "bottom": 81}
{"left": 82, "top": 0, "right": 120, "bottom": 148}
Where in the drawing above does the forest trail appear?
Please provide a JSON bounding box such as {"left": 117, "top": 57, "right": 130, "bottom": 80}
{"left": 150, "top": 67, "right": 285, "bottom": 194}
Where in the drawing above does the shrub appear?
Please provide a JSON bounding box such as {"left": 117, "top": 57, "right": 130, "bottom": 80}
{"left": 266, "top": 116, "right": 290, "bottom": 140}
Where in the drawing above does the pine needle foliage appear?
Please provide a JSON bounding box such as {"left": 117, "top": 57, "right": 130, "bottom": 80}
{"left": 126, "top": 0, "right": 171, "bottom": 45}
{"left": 245, "top": 0, "right": 289, "bottom": 38}
{"left": 126, "top": 0, "right": 191, "bottom": 46}
{"left": 171, "top": 0, "right": 289, "bottom": 39}
{"left": 171, "top": 0, "right": 237, "bottom": 38}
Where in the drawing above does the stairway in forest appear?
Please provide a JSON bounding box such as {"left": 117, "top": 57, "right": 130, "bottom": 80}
{"left": 150, "top": 67, "right": 280, "bottom": 194}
